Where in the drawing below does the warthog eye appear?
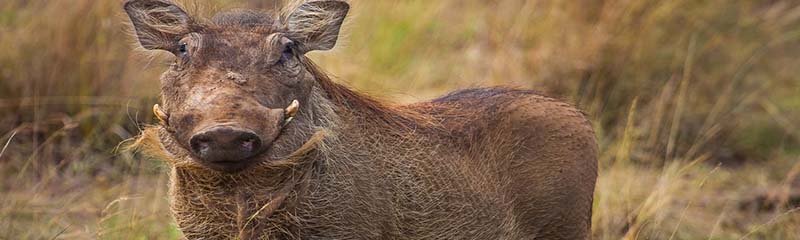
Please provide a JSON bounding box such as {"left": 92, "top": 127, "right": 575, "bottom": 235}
{"left": 277, "top": 40, "right": 295, "bottom": 65}
{"left": 178, "top": 42, "right": 188, "bottom": 56}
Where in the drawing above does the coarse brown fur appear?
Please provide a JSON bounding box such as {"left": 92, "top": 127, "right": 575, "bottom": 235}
{"left": 125, "top": 0, "right": 598, "bottom": 239}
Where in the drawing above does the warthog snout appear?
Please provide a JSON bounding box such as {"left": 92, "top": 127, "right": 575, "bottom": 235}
{"left": 164, "top": 94, "right": 299, "bottom": 172}
{"left": 189, "top": 126, "right": 262, "bottom": 170}
{"left": 170, "top": 96, "right": 290, "bottom": 172}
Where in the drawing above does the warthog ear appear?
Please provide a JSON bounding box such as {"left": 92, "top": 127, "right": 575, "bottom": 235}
{"left": 285, "top": 0, "right": 350, "bottom": 53}
{"left": 124, "top": 0, "right": 192, "bottom": 50}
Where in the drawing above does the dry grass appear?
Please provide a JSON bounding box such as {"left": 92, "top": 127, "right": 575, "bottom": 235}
{"left": 1, "top": 0, "right": 799, "bottom": 239}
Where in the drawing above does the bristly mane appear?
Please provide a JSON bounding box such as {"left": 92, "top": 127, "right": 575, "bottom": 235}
{"left": 299, "top": 57, "right": 437, "bottom": 131}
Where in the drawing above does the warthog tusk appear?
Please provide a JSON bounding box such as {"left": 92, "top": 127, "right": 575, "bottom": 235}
{"left": 286, "top": 100, "right": 300, "bottom": 118}
{"left": 283, "top": 100, "right": 300, "bottom": 127}
{"left": 153, "top": 104, "right": 169, "bottom": 125}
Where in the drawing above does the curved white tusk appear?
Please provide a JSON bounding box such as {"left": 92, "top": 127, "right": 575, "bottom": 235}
{"left": 283, "top": 100, "right": 300, "bottom": 127}
{"left": 153, "top": 104, "right": 169, "bottom": 125}
{"left": 285, "top": 100, "right": 300, "bottom": 118}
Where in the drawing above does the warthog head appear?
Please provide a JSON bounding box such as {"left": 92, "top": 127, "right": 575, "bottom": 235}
{"left": 124, "top": 0, "right": 348, "bottom": 172}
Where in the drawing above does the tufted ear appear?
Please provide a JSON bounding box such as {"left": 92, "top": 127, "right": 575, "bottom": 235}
{"left": 124, "top": 0, "right": 193, "bottom": 50}
{"left": 285, "top": 0, "right": 349, "bottom": 53}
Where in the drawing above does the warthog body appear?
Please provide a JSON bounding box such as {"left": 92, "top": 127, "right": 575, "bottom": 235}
{"left": 125, "top": 0, "right": 597, "bottom": 239}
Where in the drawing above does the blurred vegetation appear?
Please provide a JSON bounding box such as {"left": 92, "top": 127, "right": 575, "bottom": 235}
{"left": 0, "top": 0, "right": 799, "bottom": 239}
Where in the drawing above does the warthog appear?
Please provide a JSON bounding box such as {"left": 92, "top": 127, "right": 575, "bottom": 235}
{"left": 125, "top": 0, "right": 598, "bottom": 239}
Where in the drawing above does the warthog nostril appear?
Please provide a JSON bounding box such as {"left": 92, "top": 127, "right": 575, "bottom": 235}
{"left": 189, "top": 127, "right": 262, "bottom": 165}
{"left": 190, "top": 136, "right": 212, "bottom": 156}
{"left": 237, "top": 134, "right": 258, "bottom": 152}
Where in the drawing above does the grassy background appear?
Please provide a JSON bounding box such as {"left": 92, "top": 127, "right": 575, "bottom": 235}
{"left": 1, "top": 0, "right": 799, "bottom": 239}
